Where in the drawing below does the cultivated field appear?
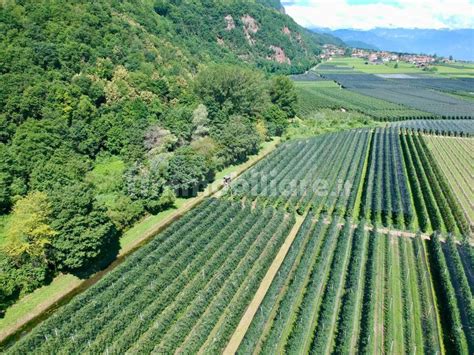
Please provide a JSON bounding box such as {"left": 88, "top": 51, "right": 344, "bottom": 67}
{"left": 295, "top": 81, "right": 432, "bottom": 121}
{"left": 232, "top": 128, "right": 470, "bottom": 237}
{"left": 318, "top": 57, "right": 474, "bottom": 76}
{"left": 424, "top": 136, "right": 474, "bottom": 233}
{"left": 392, "top": 119, "right": 474, "bottom": 136}
{"left": 3, "top": 89, "right": 474, "bottom": 354}
{"left": 239, "top": 212, "right": 473, "bottom": 354}
{"left": 359, "top": 128, "right": 414, "bottom": 229}
{"left": 314, "top": 63, "right": 474, "bottom": 118}
{"left": 6, "top": 199, "right": 294, "bottom": 354}
{"left": 232, "top": 130, "right": 370, "bottom": 215}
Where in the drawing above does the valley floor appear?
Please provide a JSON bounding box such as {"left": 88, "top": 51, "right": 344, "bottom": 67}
{"left": 3, "top": 127, "right": 473, "bottom": 354}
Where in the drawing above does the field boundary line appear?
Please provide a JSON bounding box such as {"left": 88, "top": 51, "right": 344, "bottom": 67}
{"left": 349, "top": 229, "right": 370, "bottom": 353}
{"left": 0, "top": 139, "right": 280, "bottom": 345}
{"left": 419, "top": 236, "right": 446, "bottom": 353}
{"left": 223, "top": 213, "right": 306, "bottom": 355}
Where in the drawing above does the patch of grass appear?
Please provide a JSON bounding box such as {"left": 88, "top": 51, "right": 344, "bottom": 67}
{"left": 323, "top": 58, "right": 424, "bottom": 74}
{"left": 431, "top": 63, "right": 474, "bottom": 76}
{"left": 86, "top": 156, "right": 125, "bottom": 195}
{"left": 285, "top": 110, "right": 382, "bottom": 139}
{"left": 320, "top": 58, "right": 474, "bottom": 77}
{"left": 0, "top": 274, "right": 81, "bottom": 338}
{"left": 295, "top": 80, "right": 340, "bottom": 88}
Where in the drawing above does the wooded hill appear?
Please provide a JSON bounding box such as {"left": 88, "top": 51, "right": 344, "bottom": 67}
{"left": 0, "top": 0, "right": 341, "bottom": 313}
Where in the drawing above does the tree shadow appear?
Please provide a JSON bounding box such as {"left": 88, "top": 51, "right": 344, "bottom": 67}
{"left": 69, "top": 232, "right": 121, "bottom": 280}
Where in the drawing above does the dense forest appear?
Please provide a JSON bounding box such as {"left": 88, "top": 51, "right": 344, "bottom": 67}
{"left": 0, "top": 0, "right": 337, "bottom": 313}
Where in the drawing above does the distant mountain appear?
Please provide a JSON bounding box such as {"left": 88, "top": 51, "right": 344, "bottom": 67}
{"left": 344, "top": 40, "right": 379, "bottom": 51}
{"left": 315, "top": 28, "right": 474, "bottom": 61}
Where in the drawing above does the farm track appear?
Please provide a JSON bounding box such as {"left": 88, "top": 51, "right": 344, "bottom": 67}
{"left": 231, "top": 217, "right": 473, "bottom": 354}
{"left": 223, "top": 214, "right": 306, "bottom": 355}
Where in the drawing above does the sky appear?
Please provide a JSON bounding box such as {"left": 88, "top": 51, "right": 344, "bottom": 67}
{"left": 281, "top": 0, "right": 474, "bottom": 30}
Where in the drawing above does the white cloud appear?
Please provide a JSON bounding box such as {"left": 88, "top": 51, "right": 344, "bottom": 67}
{"left": 282, "top": 0, "right": 474, "bottom": 29}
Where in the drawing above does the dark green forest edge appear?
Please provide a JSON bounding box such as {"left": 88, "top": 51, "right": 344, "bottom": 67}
{"left": 0, "top": 0, "right": 343, "bottom": 313}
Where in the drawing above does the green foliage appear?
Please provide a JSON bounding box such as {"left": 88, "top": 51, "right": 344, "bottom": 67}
{"left": 0, "top": 192, "right": 55, "bottom": 314}
{"left": 3, "top": 192, "right": 56, "bottom": 260}
{"left": 123, "top": 161, "right": 168, "bottom": 212}
{"left": 48, "top": 183, "right": 119, "bottom": 271}
{"left": 215, "top": 117, "right": 261, "bottom": 165}
{"left": 105, "top": 195, "right": 145, "bottom": 232}
{"left": 285, "top": 110, "right": 380, "bottom": 139}
{"left": 194, "top": 64, "right": 268, "bottom": 127}
{"left": 6, "top": 199, "right": 292, "bottom": 353}
{"left": 167, "top": 147, "right": 213, "bottom": 197}
{"left": 0, "top": 253, "right": 51, "bottom": 315}
{"left": 257, "top": 0, "right": 284, "bottom": 11}
{"left": 429, "top": 234, "right": 469, "bottom": 354}
{"left": 10, "top": 119, "right": 67, "bottom": 176}
{"left": 262, "top": 105, "right": 288, "bottom": 136}
{"left": 0, "top": 144, "right": 14, "bottom": 212}
{"left": 29, "top": 149, "right": 91, "bottom": 192}
{"left": 269, "top": 75, "right": 297, "bottom": 118}
{"left": 0, "top": 0, "right": 330, "bottom": 314}
{"left": 85, "top": 156, "right": 125, "bottom": 195}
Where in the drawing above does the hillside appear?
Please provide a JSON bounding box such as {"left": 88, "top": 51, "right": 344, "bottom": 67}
{"left": 0, "top": 0, "right": 341, "bottom": 313}
{"left": 155, "top": 0, "right": 344, "bottom": 72}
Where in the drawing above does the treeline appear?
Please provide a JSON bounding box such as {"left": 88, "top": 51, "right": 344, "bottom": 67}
{"left": 0, "top": 0, "right": 300, "bottom": 313}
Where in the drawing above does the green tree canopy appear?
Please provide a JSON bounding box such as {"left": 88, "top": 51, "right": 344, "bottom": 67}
{"left": 167, "top": 147, "right": 213, "bottom": 196}
{"left": 269, "top": 75, "right": 297, "bottom": 118}
{"left": 48, "top": 183, "right": 119, "bottom": 270}
{"left": 4, "top": 192, "right": 56, "bottom": 260}
{"left": 194, "top": 64, "right": 268, "bottom": 127}
{"left": 215, "top": 116, "right": 261, "bottom": 165}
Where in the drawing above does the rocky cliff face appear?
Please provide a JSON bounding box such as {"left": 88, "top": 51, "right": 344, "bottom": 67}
{"left": 161, "top": 0, "right": 344, "bottom": 73}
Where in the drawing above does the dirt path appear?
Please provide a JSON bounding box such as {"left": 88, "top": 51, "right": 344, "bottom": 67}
{"left": 223, "top": 214, "right": 306, "bottom": 355}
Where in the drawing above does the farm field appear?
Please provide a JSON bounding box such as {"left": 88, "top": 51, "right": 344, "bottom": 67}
{"left": 3, "top": 0, "right": 474, "bottom": 353}
{"left": 3, "top": 125, "right": 474, "bottom": 353}
{"left": 358, "top": 128, "right": 415, "bottom": 230}
{"left": 295, "top": 81, "right": 433, "bottom": 121}
{"left": 232, "top": 128, "right": 470, "bottom": 237}
{"left": 423, "top": 136, "right": 474, "bottom": 233}
{"left": 232, "top": 130, "right": 371, "bottom": 215}
{"left": 391, "top": 119, "right": 474, "bottom": 136}
{"left": 239, "top": 212, "right": 473, "bottom": 354}
{"left": 5, "top": 199, "right": 294, "bottom": 354}
{"left": 313, "top": 62, "right": 474, "bottom": 118}
{"left": 318, "top": 57, "right": 474, "bottom": 76}
{"left": 355, "top": 87, "right": 474, "bottom": 117}
{"left": 360, "top": 129, "right": 471, "bottom": 236}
